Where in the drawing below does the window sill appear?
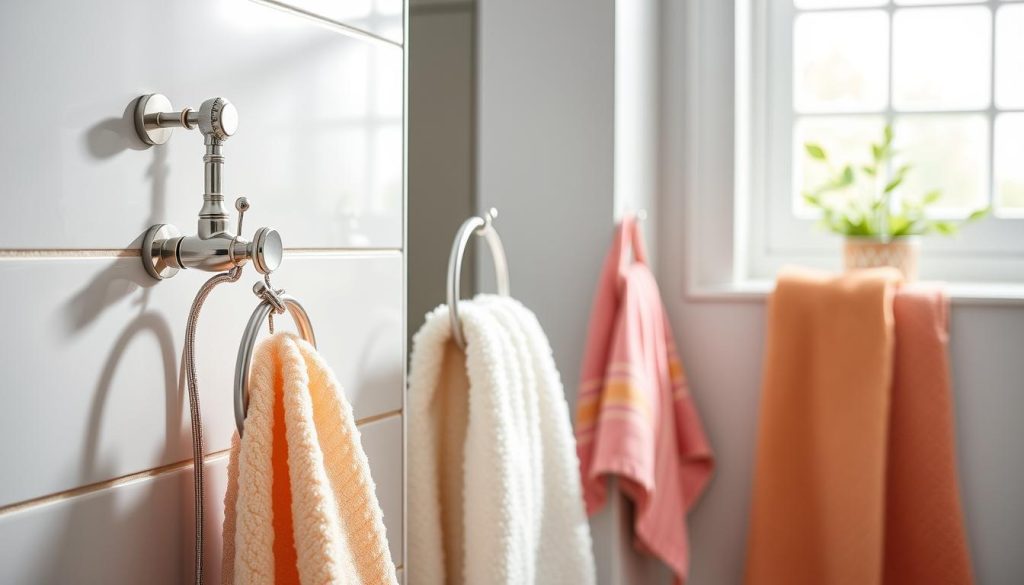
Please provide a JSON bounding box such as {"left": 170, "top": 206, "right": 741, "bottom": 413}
{"left": 685, "top": 280, "right": 1024, "bottom": 307}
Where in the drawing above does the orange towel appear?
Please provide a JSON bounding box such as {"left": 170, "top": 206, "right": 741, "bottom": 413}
{"left": 744, "top": 268, "right": 973, "bottom": 585}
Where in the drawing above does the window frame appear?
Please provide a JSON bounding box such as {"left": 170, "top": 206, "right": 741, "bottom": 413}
{"left": 666, "top": 0, "right": 1024, "bottom": 303}
{"left": 749, "top": 0, "right": 1024, "bottom": 283}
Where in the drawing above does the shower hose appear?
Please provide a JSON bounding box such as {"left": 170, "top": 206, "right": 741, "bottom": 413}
{"left": 183, "top": 266, "right": 243, "bottom": 585}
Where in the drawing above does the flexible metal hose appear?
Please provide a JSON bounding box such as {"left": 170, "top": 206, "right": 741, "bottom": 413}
{"left": 184, "top": 266, "right": 243, "bottom": 585}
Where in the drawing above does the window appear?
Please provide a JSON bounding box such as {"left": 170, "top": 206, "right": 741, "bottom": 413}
{"left": 739, "top": 0, "right": 1024, "bottom": 283}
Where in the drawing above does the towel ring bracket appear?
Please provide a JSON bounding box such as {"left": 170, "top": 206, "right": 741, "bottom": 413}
{"left": 447, "top": 208, "right": 510, "bottom": 349}
{"left": 234, "top": 282, "right": 317, "bottom": 435}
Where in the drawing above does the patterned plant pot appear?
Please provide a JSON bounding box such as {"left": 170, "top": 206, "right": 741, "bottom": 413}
{"left": 843, "top": 236, "right": 920, "bottom": 281}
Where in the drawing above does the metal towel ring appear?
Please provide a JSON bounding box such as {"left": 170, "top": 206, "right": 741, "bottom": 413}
{"left": 447, "top": 208, "right": 510, "bottom": 349}
{"left": 234, "top": 281, "right": 317, "bottom": 435}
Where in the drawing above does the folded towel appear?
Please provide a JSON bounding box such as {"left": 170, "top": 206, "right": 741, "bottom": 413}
{"left": 408, "top": 295, "right": 596, "bottom": 585}
{"left": 221, "top": 333, "right": 398, "bottom": 585}
{"left": 575, "top": 216, "right": 713, "bottom": 584}
{"left": 744, "top": 268, "right": 973, "bottom": 585}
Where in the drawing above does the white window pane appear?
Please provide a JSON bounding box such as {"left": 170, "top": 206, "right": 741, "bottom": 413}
{"left": 793, "top": 116, "right": 886, "bottom": 215}
{"left": 795, "top": 0, "right": 885, "bottom": 8}
{"left": 994, "top": 114, "right": 1024, "bottom": 216}
{"left": 892, "top": 7, "right": 992, "bottom": 111}
{"left": 794, "top": 11, "right": 888, "bottom": 113}
{"left": 996, "top": 5, "right": 1024, "bottom": 109}
{"left": 892, "top": 115, "right": 989, "bottom": 212}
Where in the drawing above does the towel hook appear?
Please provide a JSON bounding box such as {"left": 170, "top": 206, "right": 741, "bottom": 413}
{"left": 133, "top": 93, "right": 283, "bottom": 281}
{"left": 125, "top": 93, "right": 299, "bottom": 585}
{"left": 446, "top": 208, "right": 510, "bottom": 349}
{"left": 234, "top": 281, "right": 317, "bottom": 435}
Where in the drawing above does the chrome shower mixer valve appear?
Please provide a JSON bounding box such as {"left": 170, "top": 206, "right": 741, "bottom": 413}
{"left": 134, "top": 93, "right": 282, "bottom": 280}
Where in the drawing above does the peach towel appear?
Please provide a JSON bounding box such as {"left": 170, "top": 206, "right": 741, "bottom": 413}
{"left": 575, "top": 216, "right": 714, "bottom": 584}
{"left": 745, "top": 268, "right": 973, "bottom": 585}
{"left": 221, "top": 333, "right": 397, "bottom": 585}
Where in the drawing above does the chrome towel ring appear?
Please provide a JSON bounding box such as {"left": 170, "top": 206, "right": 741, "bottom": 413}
{"left": 234, "top": 280, "right": 317, "bottom": 435}
{"left": 447, "top": 208, "right": 511, "bottom": 349}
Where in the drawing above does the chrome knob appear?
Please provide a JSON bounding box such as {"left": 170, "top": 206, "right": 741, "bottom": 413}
{"left": 198, "top": 97, "right": 239, "bottom": 141}
{"left": 250, "top": 227, "right": 283, "bottom": 274}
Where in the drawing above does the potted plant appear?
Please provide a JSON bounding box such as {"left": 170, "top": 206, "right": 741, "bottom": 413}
{"left": 802, "top": 125, "right": 987, "bottom": 281}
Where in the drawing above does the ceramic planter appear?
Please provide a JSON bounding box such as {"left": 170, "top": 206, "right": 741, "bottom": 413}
{"left": 843, "top": 236, "right": 920, "bottom": 281}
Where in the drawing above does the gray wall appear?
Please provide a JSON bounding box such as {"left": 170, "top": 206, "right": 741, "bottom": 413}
{"left": 0, "top": 1, "right": 407, "bottom": 581}
{"left": 476, "top": 0, "right": 616, "bottom": 407}
{"left": 408, "top": 0, "right": 477, "bottom": 341}
{"left": 476, "top": 0, "right": 1024, "bottom": 583}
{"left": 657, "top": 0, "right": 1024, "bottom": 582}
{"left": 667, "top": 298, "right": 1024, "bottom": 585}
{"left": 476, "top": 0, "right": 674, "bottom": 582}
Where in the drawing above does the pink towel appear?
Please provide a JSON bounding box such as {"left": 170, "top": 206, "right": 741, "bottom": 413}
{"left": 885, "top": 287, "right": 974, "bottom": 584}
{"left": 575, "top": 216, "right": 714, "bottom": 584}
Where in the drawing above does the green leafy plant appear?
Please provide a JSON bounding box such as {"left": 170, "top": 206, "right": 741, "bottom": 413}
{"left": 802, "top": 125, "right": 987, "bottom": 238}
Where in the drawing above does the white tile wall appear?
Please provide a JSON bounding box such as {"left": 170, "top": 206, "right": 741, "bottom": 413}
{"left": 0, "top": 253, "right": 402, "bottom": 507}
{"left": 0, "top": 0, "right": 403, "bottom": 250}
{"left": 0, "top": 415, "right": 404, "bottom": 584}
{"left": 272, "top": 0, "right": 405, "bottom": 44}
{"left": 0, "top": 0, "right": 406, "bottom": 579}
{"left": 358, "top": 415, "right": 405, "bottom": 563}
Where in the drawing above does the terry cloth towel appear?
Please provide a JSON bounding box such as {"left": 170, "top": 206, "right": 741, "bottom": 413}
{"left": 221, "top": 333, "right": 398, "bottom": 585}
{"left": 744, "top": 267, "right": 974, "bottom": 585}
{"left": 575, "top": 216, "right": 714, "bottom": 584}
{"left": 408, "top": 295, "right": 596, "bottom": 585}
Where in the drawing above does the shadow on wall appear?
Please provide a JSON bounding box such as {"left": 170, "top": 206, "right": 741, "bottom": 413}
{"left": 61, "top": 133, "right": 168, "bottom": 335}
{"left": 41, "top": 264, "right": 187, "bottom": 581}
{"left": 83, "top": 97, "right": 169, "bottom": 242}
{"left": 83, "top": 98, "right": 149, "bottom": 161}
{"left": 35, "top": 113, "right": 192, "bottom": 580}
{"left": 44, "top": 300, "right": 183, "bottom": 582}
{"left": 353, "top": 308, "right": 404, "bottom": 409}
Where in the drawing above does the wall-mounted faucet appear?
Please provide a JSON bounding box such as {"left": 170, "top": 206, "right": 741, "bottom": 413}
{"left": 134, "top": 93, "right": 282, "bottom": 280}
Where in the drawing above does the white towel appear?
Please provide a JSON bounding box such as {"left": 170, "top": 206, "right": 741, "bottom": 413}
{"left": 408, "top": 295, "right": 596, "bottom": 585}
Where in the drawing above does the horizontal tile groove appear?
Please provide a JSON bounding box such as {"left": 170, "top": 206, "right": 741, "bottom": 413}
{"left": 283, "top": 248, "right": 403, "bottom": 257}
{"left": 0, "top": 248, "right": 402, "bottom": 260}
{"left": 355, "top": 408, "right": 403, "bottom": 427}
{"left": 0, "top": 409, "right": 402, "bottom": 518}
{"left": 0, "top": 249, "right": 140, "bottom": 259}
{"left": 251, "top": 0, "right": 403, "bottom": 48}
{"left": 0, "top": 448, "right": 233, "bottom": 519}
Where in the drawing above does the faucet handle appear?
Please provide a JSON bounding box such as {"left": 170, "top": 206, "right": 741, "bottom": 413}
{"left": 250, "top": 227, "right": 283, "bottom": 275}
{"left": 198, "top": 97, "right": 239, "bottom": 142}
{"left": 235, "top": 196, "right": 250, "bottom": 235}
{"left": 232, "top": 196, "right": 282, "bottom": 274}
{"left": 133, "top": 94, "right": 239, "bottom": 147}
